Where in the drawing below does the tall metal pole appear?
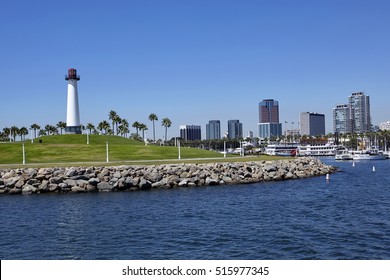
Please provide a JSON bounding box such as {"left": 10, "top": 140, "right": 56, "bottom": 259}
{"left": 178, "top": 140, "right": 181, "bottom": 160}
{"left": 224, "top": 141, "right": 226, "bottom": 158}
{"left": 87, "top": 132, "right": 89, "bottom": 145}
{"left": 106, "top": 142, "right": 109, "bottom": 163}
{"left": 22, "top": 144, "right": 26, "bottom": 165}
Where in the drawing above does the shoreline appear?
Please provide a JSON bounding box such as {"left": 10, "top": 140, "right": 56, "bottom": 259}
{"left": 0, "top": 157, "right": 336, "bottom": 195}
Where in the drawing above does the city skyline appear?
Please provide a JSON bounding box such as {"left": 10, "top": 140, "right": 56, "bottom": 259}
{"left": 1, "top": 1, "right": 389, "bottom": 140}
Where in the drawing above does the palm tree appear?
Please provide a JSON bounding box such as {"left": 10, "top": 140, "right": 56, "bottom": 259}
{"left": 139, "top": 123, "right": 148, "bottom": 139}
{"left": 114, "top": 115, "right": 122, "bottom": 135}
{"left": 102, "top": 121, "right": 110, "bottom": 134}
{"left": 148, "top": 113, "right": 158, "bottom": 142}
{"left": 86, "top": 123, "right": 95, "bottom": 134}
{"left": 119, "top": 119, "right": 129, "bottom": 137}
{"left": 57, "top": 121, "right": 66, "bottom": 135}
{"left": 2, "top": 127, "right": 10, "bottom": 141}
{"left": 19, "top": 127, "right": 29, "bottom": 141}
{"left": 45, "top": 125, "right": 52, "bottom": 135}
{"left": 51, "top": 125, "right": 58, "bottom": 135}
{"left": 132, "top": 121, "right": 141, "bottom": 136}
{"left": 10, "top": 126, "right": 19, "bottom": 141}
{"left": 97, "top": 120, "right": 110, "bottom": 135}
{"left": 30, "top": 123, "right": 40, "bottom": 139}
{"left": 38, "top": 129, "right": 47, "bottom": 136}
{"left": 108, "top": 110, "right": 119, "bottom": 134}
{"left": 118, "top": 123, "right": 130, "bottom": 137}
{"left": 46, "top": 125, "right": 58, "bottom": 135}
{"left": 161, "top": 118, "right": 172, "bottom": 143}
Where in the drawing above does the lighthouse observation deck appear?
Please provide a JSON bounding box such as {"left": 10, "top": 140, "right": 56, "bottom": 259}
{"left": 65, "top": 68, "right": 80, "bottom": 80}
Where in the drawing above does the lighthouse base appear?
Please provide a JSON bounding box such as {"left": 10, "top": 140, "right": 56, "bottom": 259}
{"left": 65, "top": 126, "right": 82, "bottom": 134}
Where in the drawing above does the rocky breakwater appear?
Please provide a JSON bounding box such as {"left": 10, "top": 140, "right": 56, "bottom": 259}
{"left": 0, "top": 157, "right": 336, "bottom": 195}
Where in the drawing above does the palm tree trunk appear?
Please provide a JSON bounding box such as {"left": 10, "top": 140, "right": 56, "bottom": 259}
{"left": 153, "top": 121, "right": 155, "bottom": 142}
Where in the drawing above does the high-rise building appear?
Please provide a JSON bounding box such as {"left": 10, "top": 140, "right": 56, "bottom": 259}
{"left": 333, "top": 104, "right": 351, "bottom": 134}
{"left": 259, "top": 99, "right": 279, "bottom": 123}
{"left": 258, "top": 99, "right": 282, "bottom": 139}
{"left": 258, "top": 123, "right": 282, "bottom": 139}
{"left": 227, "top": 120, "right": 243, "bottom": 139}
{"left": 300, "top": 112, "right": 326, "bottom": 136}
{"left": 180, "top": 125, "right": 201, "bottom": 141}
{"left": 206, "top": 120, "right": 221, "bottom": 140}
{"left": 348, "top": 92, "right": 371, "bottom": 133}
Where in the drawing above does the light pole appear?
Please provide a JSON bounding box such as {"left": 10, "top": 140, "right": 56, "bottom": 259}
{"left": 87, "top": 131, "right": 89, "bottom": 145}
{"left": 22, "top": 144, "right": 26, "bottom": 165}
{"left": 106, "top": 142, "right": 109, "bottom": 163}
{"left": 29, "top": 128, "right": 33, "bottom": 143}
{"left": 178, "top": 139, "right": 181, "bottom": 160}
{"left": 284, "top": 121, "right": 288, "bottom": 143}
{"left": 224, "top": 141, "right": 226, "bottom": 158}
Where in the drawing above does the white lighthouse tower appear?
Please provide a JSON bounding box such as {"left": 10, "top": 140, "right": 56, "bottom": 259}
{"left": 65, "top": 68, "right": 82, "bottom": 134}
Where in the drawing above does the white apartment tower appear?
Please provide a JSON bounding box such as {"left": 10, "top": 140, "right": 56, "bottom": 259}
{"left": 333, "top": 104, "right": 351, "bottom": 134}
{"left": 348, "top": 92, "right": 371, "bottom": 133}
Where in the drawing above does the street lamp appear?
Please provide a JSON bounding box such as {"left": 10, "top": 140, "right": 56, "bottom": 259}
{"left": 22, "top": 144, "right": 26, "bottom": 165}
{"left": 178, "top": 139, "right": 181, "bottom": 160}
{"left": 29, "top": 128, "right": 34, "bottom": 143}
{"left": 106, "top": 142, "right": 109, "bottom": 163}
{"left": 240, "top": 141, "right": 245, "bottom": 157}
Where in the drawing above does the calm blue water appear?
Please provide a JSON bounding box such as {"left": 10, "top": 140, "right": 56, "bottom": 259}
{"left": 1, "top": 159, "right": 390, "bottom": 260}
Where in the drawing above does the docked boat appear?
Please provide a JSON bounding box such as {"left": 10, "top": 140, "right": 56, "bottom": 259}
{"left": 298, "top": 142, "right": 342, "bottom": 156}
{"left": 265, "top": 143, "right": 298, "bottom": 156}
{"left": 351, "top": 148, "right": 387, "bottom": 160}
{"left": 335, "top": 149, "right": 353, "bottom": 160}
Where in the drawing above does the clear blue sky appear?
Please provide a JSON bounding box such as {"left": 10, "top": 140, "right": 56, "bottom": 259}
{"left": 1, "top": 0, "right": 389, "bottom": 139}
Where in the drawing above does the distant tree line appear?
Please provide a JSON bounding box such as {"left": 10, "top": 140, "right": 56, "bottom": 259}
{"left": 0, "top": 111, "right": 173, "bottom": 144}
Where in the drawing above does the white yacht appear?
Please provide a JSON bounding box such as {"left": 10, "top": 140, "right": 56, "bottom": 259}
{"left": 351, "top": 148, "right": 387, "bottom": 160}
{"left": 335, "top": 149, "right": 353, "bottom": 160}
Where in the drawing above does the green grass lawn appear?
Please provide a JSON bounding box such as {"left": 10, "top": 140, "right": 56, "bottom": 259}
{"left": 0, "top": 134, "right": 286, "bottom": 167}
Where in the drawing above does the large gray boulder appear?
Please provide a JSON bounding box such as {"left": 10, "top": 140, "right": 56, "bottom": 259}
{"left": 97, "top": 182, "right": 116, "bottom": 192}
{"left": 143, "top": 171, "right": 163, "bottom": 182}
{"left": 22, "top": 185, "right": 37, "bottom": 195}
{"left": 139, "top": 178, "right": 152, "bottom": 190}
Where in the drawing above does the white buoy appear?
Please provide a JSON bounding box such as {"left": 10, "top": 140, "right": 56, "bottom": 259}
{"left": 352, "top": 161, "right": 355, "bottom": 167}
{"left": 373, "top": 166, "right": 376, "bottom": 172}
{"left": 326, "top": 174, "right": 330, "bottom": 181}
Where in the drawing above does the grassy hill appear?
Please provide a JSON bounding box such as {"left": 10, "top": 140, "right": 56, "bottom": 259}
{"left": 0, "top": 134, "right": 226, "bottom": 165}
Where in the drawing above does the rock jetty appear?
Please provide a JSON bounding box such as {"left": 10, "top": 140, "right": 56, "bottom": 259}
{"left": 0, "top": 157, "right": 336, "bottom": 195}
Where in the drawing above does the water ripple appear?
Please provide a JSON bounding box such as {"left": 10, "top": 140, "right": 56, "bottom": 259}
{"left": 1, "top": 160, "right": 390, "bottom": 259}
